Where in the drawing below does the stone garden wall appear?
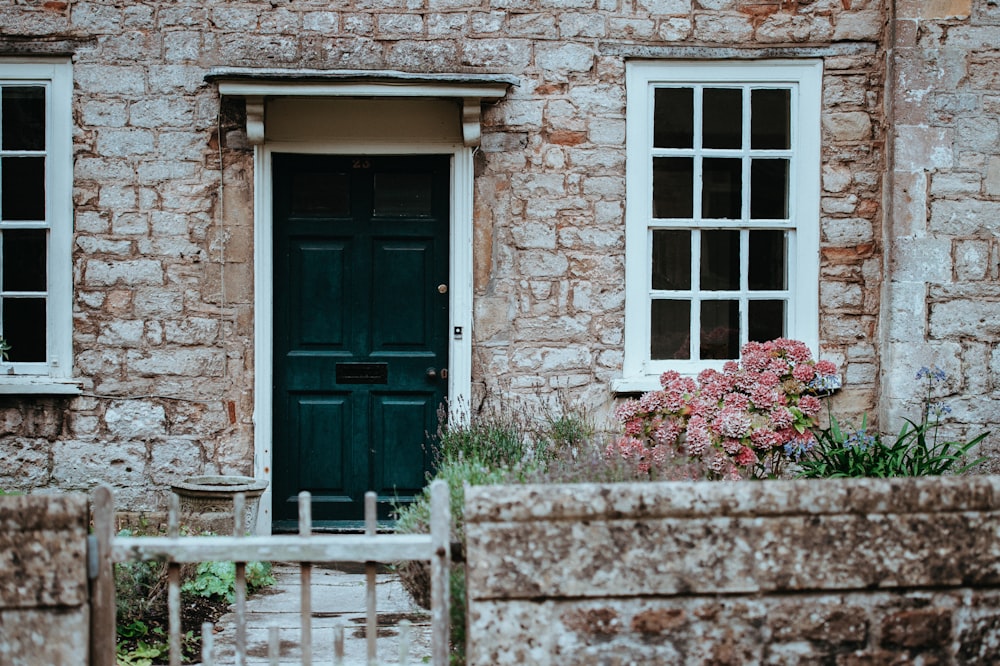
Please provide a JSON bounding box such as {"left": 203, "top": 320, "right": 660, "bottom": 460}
{"left": 0, "top": 493, "right": 90, "bottom": 665}
{"left": 465, "top": 478, "right": 1000, "bottom": 664}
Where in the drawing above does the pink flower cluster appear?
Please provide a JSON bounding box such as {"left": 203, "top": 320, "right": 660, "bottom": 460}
{"left": 610, "top": 338, "right": 839, "bottom": 480}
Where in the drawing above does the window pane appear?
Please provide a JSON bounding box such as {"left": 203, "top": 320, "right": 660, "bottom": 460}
{"left": 653, "top": 157, "right": 693, "bottom": 218}
{"left": 750, "top": 158, "right": 789, "bottom": 219}
{"left": 701, "top": 300, "right": 739, "bottom": 360}
{"left": 373, "top": 172, "right": 433, "bottom": 217}
{"left": 702, "top": 158, "right": 741, "bottom": 219}
{"left": 703, "top": 88, "right": 742, "bottom": 149}
{"left": 3, "top": 297, "right": 45, "bottom": 362}
{"left": 1, "top": 156, "right": 45, "bottom": 221}
{"left": 291, "top": 173, "right": 350, "bottom": 216}
{"left": 3, "top": 229, "right": 46, "bottom": 292}
{"left": 654, "top": 87, "right": 693, "bottom": 149}
{"left": 751, "top": 89, "right": 790, "bottom": 150}
{"left": 748, "top": 300, "right": 785, "bottom": 343}
{"left": 749, "top": 231, "right": 786, "bottom": 291}
{"left": 651, "top": 299, "right": 690, "bottom": 360}
{"left": 701, "top": 230, "right": 739, "bottom": 291}
{"left": 652, "top": 230, "right": 691, "bottom": 290}
{"left": 2, "top": 86, "right": 45, "bottom": 151}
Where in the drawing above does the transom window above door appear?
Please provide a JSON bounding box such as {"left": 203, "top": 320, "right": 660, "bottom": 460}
{"left": 619, "top": 60, "right": 822, "bottom": 391}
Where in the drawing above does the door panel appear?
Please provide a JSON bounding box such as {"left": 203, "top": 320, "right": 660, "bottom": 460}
{"left": 273, "top": 154, "right": 449, "bottom": 528}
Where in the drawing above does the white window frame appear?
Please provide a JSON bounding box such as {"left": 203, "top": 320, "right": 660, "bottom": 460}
{"left": 0, "top": 58, "right": 75, "bottom": 392}
{"left": 617, "top": 59, "right": 822, "bottom": 392}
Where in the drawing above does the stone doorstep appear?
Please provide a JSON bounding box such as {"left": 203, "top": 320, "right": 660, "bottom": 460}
{"left": 205, "top": 563, "right": 433, "bottom": 666}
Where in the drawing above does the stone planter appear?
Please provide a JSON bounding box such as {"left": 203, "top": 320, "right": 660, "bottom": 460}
{"left": 170, "top": 475, "right": 268, "bottom": 535}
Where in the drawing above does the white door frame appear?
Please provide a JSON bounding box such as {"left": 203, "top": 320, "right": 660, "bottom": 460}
{"left": 252, "top": 140, "right": 474, "bottom": 534}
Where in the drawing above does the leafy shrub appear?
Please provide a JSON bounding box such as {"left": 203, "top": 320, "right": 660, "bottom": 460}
{"left": 115, "top": 525, "right": 274, "bottom": 665}
{"left": 181, "top": 560, "right": 275, "bottom": 603}
{"left": 610, "top": 338, "right": 840, "bottom": 480}
{"left": 798, "top": 366, "right": 988, "bottom": 478}
{"left": 394, "top": 400, "right": 602, "bottom": 665}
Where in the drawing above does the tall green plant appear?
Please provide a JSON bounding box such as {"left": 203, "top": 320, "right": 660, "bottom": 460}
{"left": 798, "top": 366, "right": 988, "bottom": 478}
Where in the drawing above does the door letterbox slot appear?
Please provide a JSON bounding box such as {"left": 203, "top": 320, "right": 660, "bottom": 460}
{"left": 336, "top": 363, "right": 388, "bottom": 384}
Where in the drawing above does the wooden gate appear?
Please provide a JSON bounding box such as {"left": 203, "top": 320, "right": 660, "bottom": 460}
{"left": 89, "top": 480, "right": 450, "bottom": 665}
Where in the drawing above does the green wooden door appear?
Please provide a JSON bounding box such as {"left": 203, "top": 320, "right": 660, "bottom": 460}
{"left": 272, "top": 154, "right": 450, "bottom": 529}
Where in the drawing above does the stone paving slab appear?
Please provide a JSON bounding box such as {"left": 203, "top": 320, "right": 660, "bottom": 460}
{"left": 206, "top": 562, "right": 432, "bottom": 665}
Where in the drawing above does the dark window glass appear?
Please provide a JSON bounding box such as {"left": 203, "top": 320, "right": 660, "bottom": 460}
{"left": 373, "top": 172, "right": 433, "bottom": 217}
{"left": 2, "top": 87, "right": 45, "bottom": 151}
{"left": 751, "top": 89, "right": 790, "bottom": 150}
{"left": 702, "top": 158, "right": 742, "bottom": 219}
{"left": 2, "top": 230, "right": 46, "bottom": 291}
{"left": 750, "top": 158, "right": 789, "bottom": 219}
{"left": 653, "top": 157, "right": 693, "bottom": 218}
{"left": 651, "top": 230, "right": 691, "bottom": 290}
{"left": 701, "top": 230, "right": 739, "bottom": 291}
{"left": 3, "top": 297, "right": 45, "bottom": 362}
{"left": 651, "top": 300, "right": 690, "bottom": 360}
{"left": 291, "top": 172, "right": 350, "bottom": 216}
{"left": 1, "top": 156, "right": 45, "bottom": 221}
{"left": 654, "top": 87, "right": 694, "bottom": 149}
{"left": 703, "top": 88, "right": 742, "bottom": 149}
{"left": 748, "top": 300, "right": 785, "bottom": 342}
{"left": 701, "top": 300, "right": 739, "bottom": 360}
{"left": 748, "top": 231, "right": 786, "bottom": 291}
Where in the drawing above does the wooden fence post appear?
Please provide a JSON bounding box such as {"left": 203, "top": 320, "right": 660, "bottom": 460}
{"left": 89, "top": 485, "right": 116, "bottom": 666}
{"left": 429, "top": 479, "right": 451, "bottom": 666}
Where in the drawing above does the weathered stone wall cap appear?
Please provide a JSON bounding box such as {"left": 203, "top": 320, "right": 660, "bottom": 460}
{"left": 0, "top": 493, "right": 88, "bottom": 532}
{"left": 206, "top": 68, "right": 520, "bottom": 88}
{"left": 464, "top": 476, "right": 1000, "bottom": 523}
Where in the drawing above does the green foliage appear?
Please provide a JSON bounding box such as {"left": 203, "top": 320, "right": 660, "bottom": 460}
{"left": 799, "top": 366, "right": 989, "bottom": 478}
{"left": 798, "top": 412, "right": 988, "bottom": 478}
{"left": 181, "top": 560, "right": 275, "bottom": 603}
{"left": 115, "top": 524, "right": 275, "bottom": 665}
{"left": 395, "top": 399, "right": 609, "bottom": 665}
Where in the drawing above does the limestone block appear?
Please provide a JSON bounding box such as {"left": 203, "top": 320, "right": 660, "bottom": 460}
{"left": 508, "top": 13, "right": 556, "bottom": 37}
{"left": 637, "top": 0, "right": 691, "bottom": 13}
{"left": 930, "top": 199, "right": 1000, "bottom": 235}
{"left": 461, "top": 38, "right": 533, "bottom": 70}
{"left": 884, "top": 280, "right": 927, "bottom": 342}
{"left": 823, "top": 217, "right": 874, "bottom": 245}
{"left": 692, "top": 14, "right": 752, "bottom": 42}
{"left": 757, "top": 14, "right": 832, "bottom": 43}
{"left": 0, "top": 439, "right": 52, "bottom": 488}
{"left": 427, "top": 12, "right": 466, "bottom": 36}
{"left": 536, "top": 43, "right": 595, "bottom": 74}
{"left": 820, "top": 281, "right": 863, "bottom": 310}
{"left": 0, "top": 609, "right": 90, "bottom": 666}
{"left": 147, "top": 64, "right": 206, "bottom": 94}
{"left": 125, "top": 348, "right": 225, "bottom": 378}
{"left": 608, "top": 17, "right": 657, "bottom": 39}
{"left": 163, "top": 31, "right": 203, "bottom": 63}
{"left": 559, "top": 12, "right": 607, "bottom": 38}
{"left": 824, "top": 111, "right": 873, "bottom": 141}
{"left": 832, "top": 10, "right": 882, "bottom": 41}
{"left": 130, "top": 97, "right": 196, "bottom": 128}
{"left": 987, "top": 157, "right": 1000, "bottom": 196}
{"left": 71, "top": 2, "right": 122, "bottom": 32}
{"left": 96, "top": 128, "right": 155, "bottom": 157}
{"left": 930, "top": 299, "right": 1000, "bottom": 338}
{"left": 890, "top": 237, "right": 951, "bottom": 282}
{"left": 84, "top": 259, "right": 164, "bottom": 287}
{"left": 377, "top": 13, "right": 423, "bottom": 35}
{"left": 895, "top": 125, "right": 955, "bottom": 170}
{"left": 386, "top": 41, "right": 459, "bottom": 70}
{"left": 954, "top": 239, "right": 992, "bottom": 281}
{"left": 105, "top": 400, "right": 166, "bottom": 438}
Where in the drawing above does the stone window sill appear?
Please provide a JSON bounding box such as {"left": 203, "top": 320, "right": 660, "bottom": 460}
{"left": 0, "top": 376, "right": 82, "bottom": 395}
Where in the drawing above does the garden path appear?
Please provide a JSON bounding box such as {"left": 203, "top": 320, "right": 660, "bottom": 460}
{"left": 206, "top": 562, "right": 432, "bottom": 665}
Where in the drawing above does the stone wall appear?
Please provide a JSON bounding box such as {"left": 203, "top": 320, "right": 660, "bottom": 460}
{"left": 0, "top": 493, "right": 89, "bottom": 665}
{"left": 883, "top": 0, "right": 1000, "bottom": 468}
{"left": 0, "top": 0, "right": 931, "bottom": 509}
{"left": 464, "top": 478, "right": 1000, "bottom": 664}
